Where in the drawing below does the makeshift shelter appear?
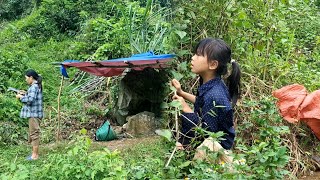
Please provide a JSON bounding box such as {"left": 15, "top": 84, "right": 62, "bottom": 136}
{"left": 56, "top": 52, "right": 175, "bottom": 134}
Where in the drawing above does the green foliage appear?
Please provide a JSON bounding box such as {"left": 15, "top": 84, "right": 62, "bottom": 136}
{"left": 0, "top": 0, "right": 319, "bottom": 178}
{"left": 0, "top": 50, "right": 27, "bottom": 92}
{"left": 0, "top": 131, "right": 127, "bottom": 179}
{"left": 80, "top": 16, "right": 130, "bottom": 59}
{"left": 16, "top": 9, "right": 58, "bottom": 39}
{"left": 169, "top": 0, "right": 320, "bottom": 82}
{"left": 155, "top": 129, "right": 172, "bottom": 142}
{"left": 236, "top": 97, "right": 290, "bottom": 179}
{"left": 0, "top": 0, "right": 36, "bottom": 21}
{"left": 166, "top": 0, "right": 233, "bottom": 58}
{"left": 284, "top": 0, "right": 320, "bottom": 50}
{"left": 0, "top": 94, "right": 23, "bottom": 123}
{"left": 287, "top": 57, "right": 320, "bottom": 92}
{"left": 123, "top": 139, "right": 165, "bottom": 179}
{"left": 86, "top": 104, "right": 105, "bottom": 117}
{"left": 78, "top": 0, "right": 172, "bottom": 60}
{"left": 0, "top": 121, "right": 27, "bottom": 146}
{"left": 40, "top": 0, "right": 106, "bottom": 34}
{"left": 40, "top": 0, "right": 81, "bottom": 34}
{"left": 163, "top": 132, "right": 235, "bottom": 179}
{"left": 121, "top": 0, "right": 172, "bottom": 54}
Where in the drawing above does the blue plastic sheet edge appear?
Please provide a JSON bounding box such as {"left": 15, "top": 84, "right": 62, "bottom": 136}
{"left": 60, "top": 60, "right": 80, "bottom": 78}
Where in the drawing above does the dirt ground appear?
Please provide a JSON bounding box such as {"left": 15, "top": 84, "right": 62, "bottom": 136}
{"left": 91, "top": 135, "right": 161, "bottom": 151}
{"left": 299, "top": 171, "right": 320, "bottom": 180}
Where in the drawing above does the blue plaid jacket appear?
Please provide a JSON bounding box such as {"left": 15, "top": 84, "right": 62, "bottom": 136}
{"left": 20, "top": 82, "right": 43, "bottom": 118}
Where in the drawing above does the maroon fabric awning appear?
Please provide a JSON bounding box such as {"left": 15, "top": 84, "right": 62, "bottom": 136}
{"left": 60, "top": 52, "right": 175, "bottom": 77}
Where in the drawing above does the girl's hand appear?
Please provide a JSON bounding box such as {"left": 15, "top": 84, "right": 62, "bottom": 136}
{"left": 176, "top": 141, "right": 185, "bottom": 150}
{"left": 16, "top": 94, "right": 23, "bottom": 99}
{"left": 18, "top": 90, "right": 26, "bottom": 95}
{"left": 173, "top": 94, "right": 193, "bottom": 113}
{"left": 171, "top": 79, "right": 182, "bottom": 95}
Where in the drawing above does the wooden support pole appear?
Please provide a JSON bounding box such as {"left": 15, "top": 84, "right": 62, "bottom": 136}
{"left": 165, "top": 91, "right": 180, "bottom": 168}
{"left": 175, "top": 91, "right": 179, "bottom": 141}
{"left": 165, "top": 147, "right": 177, "bottom": 168}
{"left": 57, "top": 75, "right": 64, "bottom": 141}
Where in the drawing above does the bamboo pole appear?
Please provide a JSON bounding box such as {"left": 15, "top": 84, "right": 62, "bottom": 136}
{"left": 165, "top": 147, "right": 177, "bottom": 168}
{"left": 174, "top": 91, "right": 179, "bottom": 141}
{"left": 165, "top": 91, "right": 180, "bottom": 168}
{"left": 57, "top": 75, "right": 64, "bottom": 141}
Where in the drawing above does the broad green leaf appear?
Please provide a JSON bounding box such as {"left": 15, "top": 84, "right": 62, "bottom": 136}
{"left": 169, "top": 100, "right": 182, "bottom": 108}
{"left": 80, "top": 128, "right": 87, "bottom": 135}
{"left": 175, "top": 30, "right": 187, "bottom": 39}
{"left": 238, "top": 11, "right": 247, "bottom": 19}
{"left": 160, "top": 102, "right": 169, "bottom": 109}
{"left": 176, "top": 50, "right": 190, "bottom": 57}
{"left": 187, "top": 11, "right": 196, "bottom": 19}
{"left": 155, "top": 129, "right": 172, "bottom": 142}
{"left": 171, "top": 71, "right": 183, "bottom": 81}
{"left": 179, "top": 160, "right": 192, "bottom": 168}
{"left": 178, "top": 61, "right": 188, "bottom": 71}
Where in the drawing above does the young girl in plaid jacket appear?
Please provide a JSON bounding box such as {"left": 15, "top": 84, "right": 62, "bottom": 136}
{"left": 16, "top": 69, "right": 43, "bottom": 160}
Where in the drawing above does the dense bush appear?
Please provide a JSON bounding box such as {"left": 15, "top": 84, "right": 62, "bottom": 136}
{"left": 0, "top": 50, "right": 27, "bottom": 92}
{"left": 168, "top": 0, "right": 320, "bottom": 82}
{"left": 0, "top": 132, "right": 127, "bottom": 179}
{"left": 0, "top": 0, "right": 36, "bottom": 21}
{"left": 16, "top": 9, "right": 58, "bottom": 39}
{"left": 40, "top": 0, "right": 118, "bottom": 34}
{"left": 78, "top": 0, "right": 171, "bottom": 60}
{"left": 0, "top": 121, "right": 27, "bottom": 146}
{"left": 40, "top": 0, "right": 83, "bottom": 34}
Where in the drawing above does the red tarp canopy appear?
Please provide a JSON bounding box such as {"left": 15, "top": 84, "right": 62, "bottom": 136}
{"left": 60, "top": 52, "right": 175, "bottom": 77}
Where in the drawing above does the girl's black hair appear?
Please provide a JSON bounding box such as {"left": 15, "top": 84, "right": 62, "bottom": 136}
{"left": 25, "top": 69, "right": 42, "bottom": 91}
{"left": 193, "top": 38, "right": 241, "bottom": 106}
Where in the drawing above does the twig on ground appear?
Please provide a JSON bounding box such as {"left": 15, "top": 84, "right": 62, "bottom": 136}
{"left": 125, "top": 132, "right": 134, "bottom": 138}
{"left": 165, "top": 147, "right": 177, "bottom": 168}
{"left": 13, "top": 153, "right": 18, "bottom": 163}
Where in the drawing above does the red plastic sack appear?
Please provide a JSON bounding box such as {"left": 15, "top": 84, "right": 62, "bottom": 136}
{"left": 273, "top": 84, "right": 320, "bottom": 140}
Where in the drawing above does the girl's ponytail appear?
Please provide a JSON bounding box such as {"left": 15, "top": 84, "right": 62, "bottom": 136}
{"left": 37, "top": 76, "right": 42, "bottom": 92}
{"left": 226, "top": 60, "right": 241, "bottom": 106}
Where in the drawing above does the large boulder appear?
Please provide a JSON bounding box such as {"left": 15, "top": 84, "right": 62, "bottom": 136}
{"left": 125, "top": 111, "right": 161, "bottom": 136}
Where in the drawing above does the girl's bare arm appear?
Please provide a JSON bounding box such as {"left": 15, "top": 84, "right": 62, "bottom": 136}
{"left": 178, "top": 91, "right": 196, "bottom": 104}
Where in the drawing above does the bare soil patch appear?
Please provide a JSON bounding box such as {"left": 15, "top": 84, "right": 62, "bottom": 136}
{"left": 299, "top": 171, "right": 320, "bottom": 180}
{"left": 91, "top": 135, "right": 161, "bottom": 151}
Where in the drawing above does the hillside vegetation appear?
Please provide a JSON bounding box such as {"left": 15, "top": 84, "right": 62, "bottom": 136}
{"left": 0, "top": 0, "right": 319, "bottom": 179}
